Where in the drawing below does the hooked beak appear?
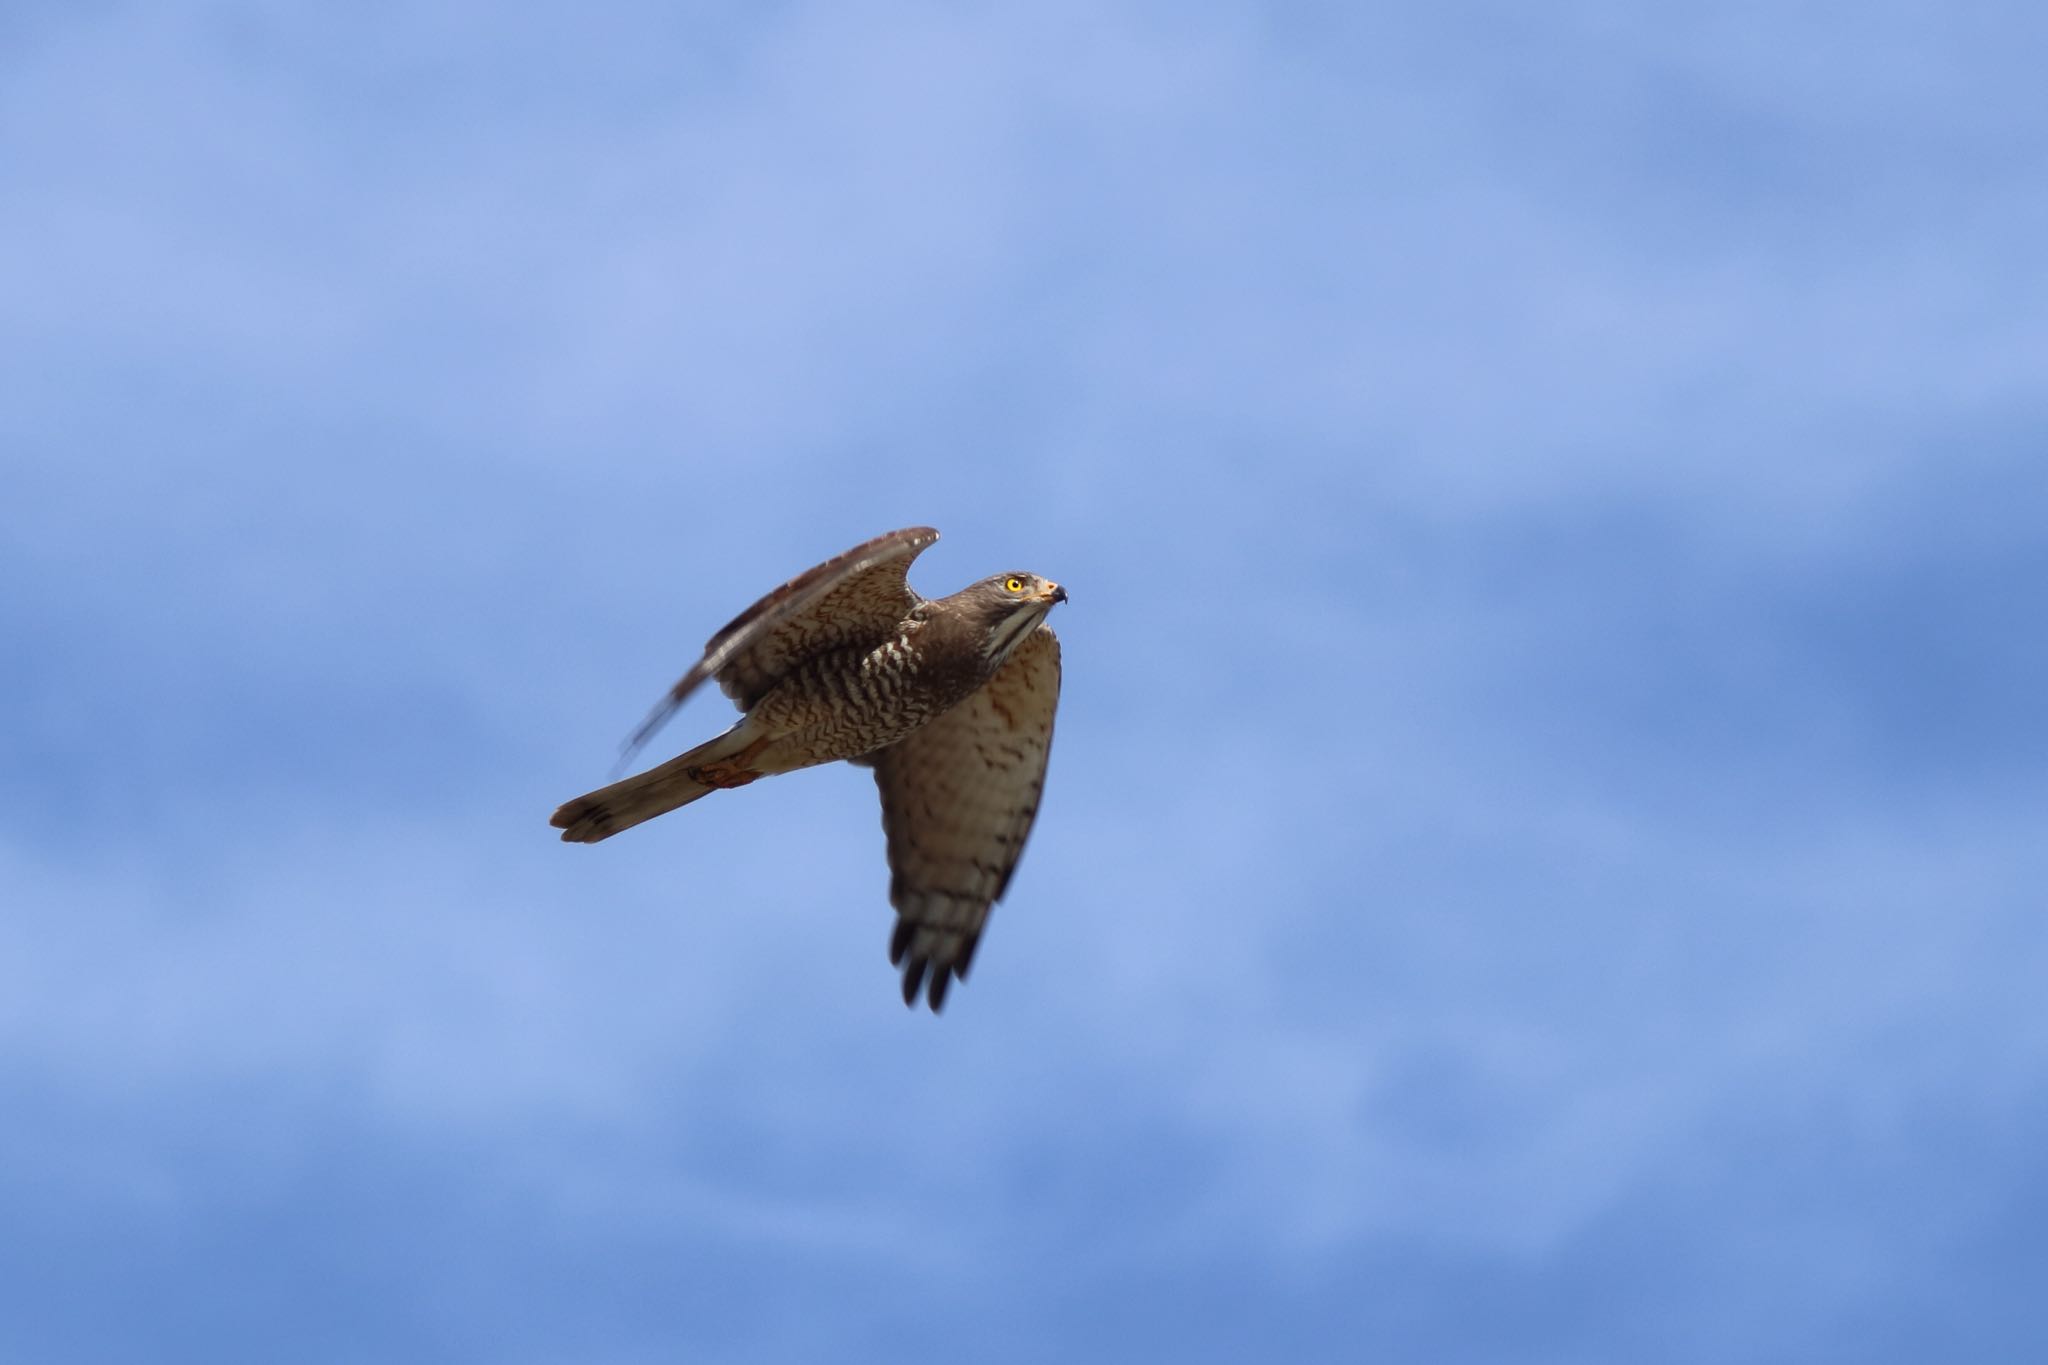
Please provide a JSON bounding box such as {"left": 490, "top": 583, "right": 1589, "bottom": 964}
{"left": 1039, "top": 581, "right": 1068, "bottom": 605}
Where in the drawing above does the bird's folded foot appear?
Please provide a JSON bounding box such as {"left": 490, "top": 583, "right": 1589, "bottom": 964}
{"left": 687, "top": 762, "right": 762, "bottom": 789}
{"left": 687, "top": 736, "right": 769, "bottom": 789}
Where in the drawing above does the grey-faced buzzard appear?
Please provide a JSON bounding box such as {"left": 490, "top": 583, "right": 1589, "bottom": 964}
{"left": 550, "top": 526, "right": 1065, "bottom": 1011}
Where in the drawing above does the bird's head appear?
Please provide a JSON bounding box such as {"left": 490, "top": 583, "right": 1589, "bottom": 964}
{"left": 966, "top": 572, "right": 1067, "bottom": 669}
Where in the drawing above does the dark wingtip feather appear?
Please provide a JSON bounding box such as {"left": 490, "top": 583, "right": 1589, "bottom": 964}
{"left": 889, "top": 922, "right": 971, "bottom": 1011}
{"left": 893, "top": 957, "right": 953, "bottom": 1011}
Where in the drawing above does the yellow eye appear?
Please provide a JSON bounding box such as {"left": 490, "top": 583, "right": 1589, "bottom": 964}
{"left": 1005, "top": 577, "right": 1024, "bottom": 592}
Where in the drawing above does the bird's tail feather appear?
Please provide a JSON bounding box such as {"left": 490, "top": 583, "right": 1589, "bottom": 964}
{"left": 551, "top": 726, "right": 757, "bottom": 843}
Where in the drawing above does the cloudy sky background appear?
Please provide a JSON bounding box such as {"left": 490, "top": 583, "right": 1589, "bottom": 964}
{"left": 5, "top": 1, "right": 2046, "bottom": 1360}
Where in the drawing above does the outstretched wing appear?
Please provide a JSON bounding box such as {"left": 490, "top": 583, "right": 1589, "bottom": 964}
{"left": 866, "top": 626, "right": 1060, "bottom": 1011}
{"left": 617, "top": 526, "right": 939, "bottom": 768}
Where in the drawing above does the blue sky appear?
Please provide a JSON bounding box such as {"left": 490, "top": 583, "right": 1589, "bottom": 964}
{"left": 4, "top": 1, "right": 2046, "bottom": 1360}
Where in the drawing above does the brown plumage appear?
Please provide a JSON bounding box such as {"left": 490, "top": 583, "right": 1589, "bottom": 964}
{"left": 549, "top": 526, "right": 1066, "bottom": 1011}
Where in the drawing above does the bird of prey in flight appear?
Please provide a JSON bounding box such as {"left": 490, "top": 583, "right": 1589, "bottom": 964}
{"left": 551, "top": 527, "right": 1065, "bottom": 1011}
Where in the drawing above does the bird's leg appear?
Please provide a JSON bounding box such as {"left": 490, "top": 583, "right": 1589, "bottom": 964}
{"left": 687, "top": 735, "right": 770, "bottom": 789}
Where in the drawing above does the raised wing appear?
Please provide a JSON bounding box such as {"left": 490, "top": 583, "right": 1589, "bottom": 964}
{"left": 617, "top": 526, "right": 939, "bottom": 768}
{"left": 866, "top": 626, "right": 1060, "bottom": 1010}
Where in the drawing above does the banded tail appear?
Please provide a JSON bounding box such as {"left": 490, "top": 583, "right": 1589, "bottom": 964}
{"left": 551, "top": 724, "right": 763, "bottom": 843}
